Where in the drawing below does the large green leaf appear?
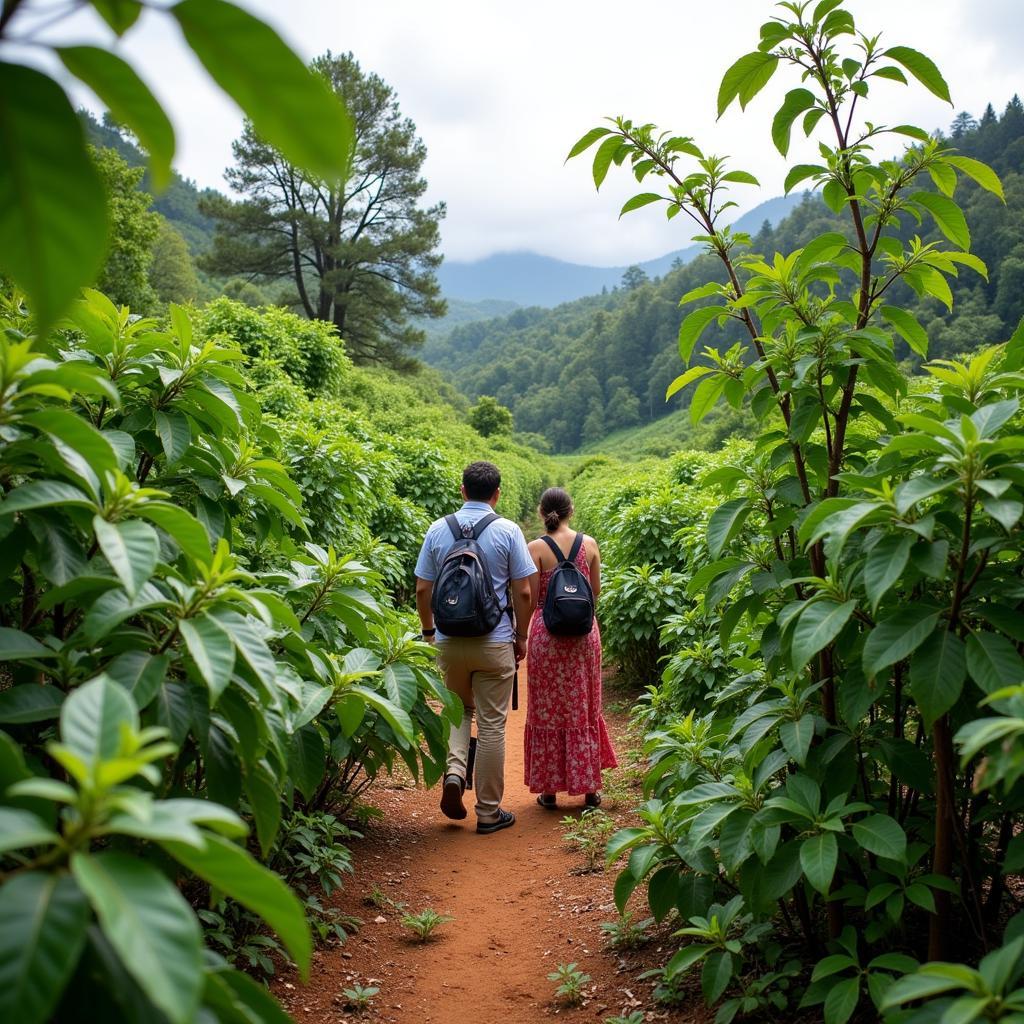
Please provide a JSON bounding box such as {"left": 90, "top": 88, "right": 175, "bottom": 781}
{"left": 203, "top": 966, "right": 293, "bottom": 1024}
{"left": 791, "top": 601, "right": 856, "bottom": 671}
{"left": 154, "top": 410, "right": 191, "bottom": 465}
{"left": 800, "top": 832, "right": 838, "bottom": 894}
{"left": 966, "top": 631, "right": 1024, "bottom": 694}
{"left": 171, "top": 0, "right": 353, "bottom": 181}
{"left": 863, "top": 607, "right": 940, "bottom": 678}
{"left": 912, "top": 191, "right": 970, "bottom": 250}
{"left": 136, "top": 501, "right": 211, "bottom": 563}
{"left": 717, "top": 51, "right": 779, "bottom": 117}
{"left": 779, "top": 715, "right": 815, "bottom": 767}
{"left": 71, "top": 852, "right": 202, "bottom": 1024}
{"left": 0, "top": 872, "right": 90, "bottom": 1024}
{"left": 179, "top": 613, "right": 236, "bottom": 701}
{"left": 772, "top": 87, "right": 816, "bottom": 155}
{"left": 92, "top": 517, "right": 159, "bottom": 597}
{"left": 23, "top": 409, "right": 119, "bottom": 480}
{"left": 863, "top": 534, "right": 913, "bottom": 612}
{"left": 0, "top": 808, "right": 58, "bottom": 854}
{"left": 823, "top": 976, "right": 861, "bottom": 1024}
{"left": 678, "top": 306, "right": 723, "bottom": 363}
{"left": 910, "top": 629, "right": 966, "bottom": 727}
{"left": 350, "top": 685, "right": 415, "bottom": 747}
{"left": 0, "top": 627, "right": 54, "bottom": 661}
{"left": 162, "top": 834, "right": 312, "bottom": 979}
{"left": 0, "top": 63, "right": 108, "bottom": 333}
{"left": 883, "top": 46, "right": 951, "bottom": 103}
{"left": 946, "top": 155, "right": 1004, "bottom": 200}
{"left": 706, "top": 497, "right": 751, "bottom": 560}
{"left": 0, "top": 685, "right": 64, "bottom": 724}
{"left": 0, "top": 480, "right": 95, "bottom": 516}
{"left": 61, "top": 674, "right": 138, "bottom": 767}
{"left": 58, "top": 46, "right": 175, "bottom": 190}
{"left": 851, "top": 814, "right": 906, "bottom": 861}
{"left": 288, "top": 725, "right": 325, "bottom": 802}
{"left": 243, "top": 764, "right": 281, "bottom": 858}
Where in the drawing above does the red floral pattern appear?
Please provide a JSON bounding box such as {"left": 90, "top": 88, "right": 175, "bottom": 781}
{"left": 524, "top": 539, "right": 618, "bottom": 794}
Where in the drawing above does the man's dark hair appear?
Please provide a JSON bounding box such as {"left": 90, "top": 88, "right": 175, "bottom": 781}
{"left": 463, "top": 461, "right": 501, "bottom": 501}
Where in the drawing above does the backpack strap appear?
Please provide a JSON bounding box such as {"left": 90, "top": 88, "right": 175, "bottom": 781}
{"left": 540, "top": 535, "right": 564, "bottom": 562}
{"left": 444, "top": 514, "right": 463, "bottom": 542}
{"left": 472, "top": 512, "right": 500, "bottom": 540}
{"left": 567, "top": 531, "right": 584, "bottom": 564}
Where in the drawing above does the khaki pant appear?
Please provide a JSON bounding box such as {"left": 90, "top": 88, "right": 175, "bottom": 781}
{"left": 436, "top": 638, "right": 516, "bottom": 823}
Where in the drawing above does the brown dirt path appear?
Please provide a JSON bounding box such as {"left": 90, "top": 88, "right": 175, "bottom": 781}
{"left": 274, "top": 677, "right": 697, "bottom": 1024}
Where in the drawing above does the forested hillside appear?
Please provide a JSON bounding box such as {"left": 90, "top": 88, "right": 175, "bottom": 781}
{"left": 425, "top": 99, "right": 1024, "bottom": 452}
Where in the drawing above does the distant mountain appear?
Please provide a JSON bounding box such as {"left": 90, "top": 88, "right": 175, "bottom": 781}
{"left": 436, "top": 193, "right": 808, "bottom": 307}
{"left": 419, "top": 297, "right": 520, "bottom": 344}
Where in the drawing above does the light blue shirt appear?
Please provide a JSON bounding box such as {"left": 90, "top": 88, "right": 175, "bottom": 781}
{"left": 415, "top": 501, "right": 537, "bottom": 642}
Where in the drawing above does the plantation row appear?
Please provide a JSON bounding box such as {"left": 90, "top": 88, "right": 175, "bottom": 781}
{"left": 558, "top": 2, "right": 1024, "bottom": 1022}
{"left": 0, "top": 290, "right": 548, "bottom": 1024}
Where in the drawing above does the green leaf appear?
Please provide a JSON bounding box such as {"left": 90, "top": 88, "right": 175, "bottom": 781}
{"left": 244, "top": 765, "right": 281, "bottom": 857}
{"left": 23, "top": 409, "right": 118, "bottom": 480}
{"left": 910, "top": 629, "right": 966, "bottom": 727}
{"left": 881, "top": 306, "right": 929, "bottom": 357}
{"left": 0, "top": 480, "right": 94, "bottom": 516}
{"left": 666, "top": 365, "right": 713, "bottom": 400}
{"left": 204, "top": 966, "right": 293, "bottom": 1024}
{"left": 785, "top": 163, "right": 827, "bottom": 194}
{"left": 592, "top": 134, "right": 625, "bottom": 189}
{"left": 162, "top": 834, "right": 312, "bottom": 979}
{"left": 350, "top": 685, "right": 415, "bottom": 747}
{"left": 91, "top": 0, "right": 142, "bottom": 35}
{"left": 172, "top": 0, "right": 352, "bottom": 182}
{"left": 179, "top": 613, "right": 236, "bottom": 702}
{"left": 92, "top": 517, "right": 159, "bottom": 597}
{"left": 57, "top": 47, "right": 175, "bottom": 190}
{"left": 780, "top": 715, "right": 815, "bottom": 766}
{"left": 136, "top": 501, "right": 211, "bottom": 563}
{"left": 883, "top": 46, "right": 951, "bottom": 103}
{"left": 851, "top": 814, "right": 906, "bottom": 861}
{"left": 690, "top": 375, "right": 726, "bottom": 425}
{"left": 382, "top": 663, "right": 419, "bottom": 711}
{"left": 863, "top": 607, "right": 941, "bottom": 678}
{"left": 565, "top": 126, "right": 612, "bottom": 161}
{"left": 947, "top": 155, "right": 1004, "bottom": 200}
{"left": 800, "top": 832, "right": 838, "bottom": 894}
{"left": 155, "top": 410, "right": 191, "bottom": 465}
{"left": 792, "top": 601, "right": 856, "bottom": 671}
{"left": 863, "top": 534, "right": 913, "bottom": 612}
{"left": 824, "top": 976, "right": 861, "bottom": 1024}
{"left": 966, "top": 632, "right": 1024, "bottom": 694}
{"left": 620, "top": 193, "right": 662, "bottom": 217}
{"left": 772, "top": 88, "right": 816, "bottom": 155}
{"left": 71, "top": 851, "right": 202, "bottom": 1024}
{"left": 881, "top": 971, "right": 966, "bottom": 1008}
{"left": 0, "top": 808, "right": 58, "bottom": 854}
{"left": 678, "top": 306, "right": 723, "bottom": 363}
{"left": 706, "top": 497, "right": 751, "bottom": 560}
{"left": 103, "top": 650, "right": 171, "bottom": 709}
{"left": 0, "top": 63, "right": 108, "bottom": 334}
{"left": 0, "top": 685, "right": 64, "bottom": 724}
{"left": 912, "top": 191, "right": 970, "bottom": 250}
{"left": 718, "top": 51, "right": 779, "bottom": 117}
{"left": 701, "top": 949, "right": 734, "bottom": 1004}
{"left": 61, "top": 674, "right": 138, "bottom": 767}
{"left": 0, "top": 627, "right": 52, "bottom": 662}
{"left": 0, "top": 872, "right": 90, "bottom": 1024}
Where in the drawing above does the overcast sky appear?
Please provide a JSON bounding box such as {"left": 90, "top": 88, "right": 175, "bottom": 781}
{"left": 18, "top": 0, "right": 1024, "bottom": 265}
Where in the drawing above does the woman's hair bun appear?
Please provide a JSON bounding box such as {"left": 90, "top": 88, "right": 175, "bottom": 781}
{"left": 539, "top": 487, "right": 573, "bottom": 532}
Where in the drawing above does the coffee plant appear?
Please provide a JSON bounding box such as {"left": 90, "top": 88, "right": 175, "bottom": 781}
{"left": 574, "top": 1, "right": 1024, "bottom": 1020}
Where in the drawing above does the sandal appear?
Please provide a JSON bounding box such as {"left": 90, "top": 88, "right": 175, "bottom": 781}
{"left": 584, "top": 792, "right": 602, "bottom": 808}
{"left": 536, "top": 794, "right": 557, "bottom": 809}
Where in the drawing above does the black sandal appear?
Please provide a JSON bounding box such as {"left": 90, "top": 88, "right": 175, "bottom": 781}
{"left": 536, "top": 794, "right": 557, "bottom": 809}
{"left": 584, "top": 792, "right": 602, "bottom": 808}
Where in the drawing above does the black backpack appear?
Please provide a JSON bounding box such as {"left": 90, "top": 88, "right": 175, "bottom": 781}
{"left": 540, "top": 533, "right": 595, "bottom": 636}
{"left": 431, "top": 513, "right": 505, "bottom": 637}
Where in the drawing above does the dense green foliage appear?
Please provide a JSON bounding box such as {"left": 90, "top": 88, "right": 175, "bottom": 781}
{"left": 569, "top": 4, "right": 1024, "bottom": 1022}
{"left": 0, "top": 286, "right": 547, "bottom": 1024}
{"left": 426, "top": 97, "right": 1024, "bottom": 453}
{"left": 202, "top": 51, "right": 446, "bottom": 368}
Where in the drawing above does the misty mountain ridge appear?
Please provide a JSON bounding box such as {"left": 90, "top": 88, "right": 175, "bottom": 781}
{"left": 436, "top": 192, "right": 807, "bottom": 307}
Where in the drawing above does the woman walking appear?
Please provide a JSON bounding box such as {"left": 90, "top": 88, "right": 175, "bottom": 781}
{"left": 524, "top": 487, "right": 617, "bottom": 807}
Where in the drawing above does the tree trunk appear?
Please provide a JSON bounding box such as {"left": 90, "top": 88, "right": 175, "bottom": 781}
{"left": 928, "top": 715, "right": 955, "bottom": 960}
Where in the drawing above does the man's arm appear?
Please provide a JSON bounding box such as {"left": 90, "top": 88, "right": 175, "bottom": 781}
{"left": 510, "top": 575, "right": 534, "bottom": 662}
{"left": 415, "top": 577, "right": 434, "bottom": 641}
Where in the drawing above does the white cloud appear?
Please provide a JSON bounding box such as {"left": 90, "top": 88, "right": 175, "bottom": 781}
{"left": 11, "top": 0, "right": 1023, "bottom": 265}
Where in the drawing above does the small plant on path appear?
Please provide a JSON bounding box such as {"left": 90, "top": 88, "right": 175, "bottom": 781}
{"left": 602, "top": 912, "right": 655, "bottom": 950}
{"left": 549, "top": 963, "right": 591, "bottom": 1006}
{"left": 342, "top": 983, "right": 379, "bottom": 1014}
{"left": 401, "top": 908, "right": 454, "bottom": 942}
{"left": 561, "top": 808, "right": 617, "bottom": 872}
{"left": 605, "top": 1013, "right": 645, "bottom": 1024}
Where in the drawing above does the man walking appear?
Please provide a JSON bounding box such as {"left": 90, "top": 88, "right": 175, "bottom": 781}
{"left": 415, "top": 461, "right": 536, "bottom": 834}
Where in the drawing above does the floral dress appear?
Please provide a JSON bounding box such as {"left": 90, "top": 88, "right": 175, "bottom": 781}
{"left": 524, "top": 538, "right": 617, "bottom": 794}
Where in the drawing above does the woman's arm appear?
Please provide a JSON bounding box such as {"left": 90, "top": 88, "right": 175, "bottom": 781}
{"left": 587, "top": 536, "right": 602, "bottom": 600}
